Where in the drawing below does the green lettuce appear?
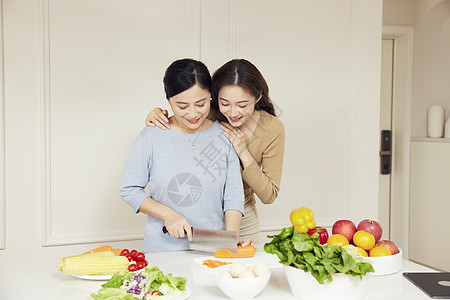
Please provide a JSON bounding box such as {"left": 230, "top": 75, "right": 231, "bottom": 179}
{"left": 264, "top": 226, "right": 374, "bottom": 284}
{"left": 90, "top": 265, "right": 186, "bottom": 300}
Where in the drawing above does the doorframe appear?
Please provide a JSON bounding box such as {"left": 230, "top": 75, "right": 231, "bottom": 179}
{"left": 381, "top": 25, "right": 413, "bottom": 259}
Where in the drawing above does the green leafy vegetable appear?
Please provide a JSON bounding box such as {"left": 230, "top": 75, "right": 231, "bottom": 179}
{"left": 90, "top": 265, "right": 186, "bottom": 300}
{"left": 264, "top": 226, "right": 374, "bottom": 284}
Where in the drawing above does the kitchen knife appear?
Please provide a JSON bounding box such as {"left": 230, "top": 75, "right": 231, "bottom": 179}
{"left": 162, "top": 226, "right": 237, "bottom": 253}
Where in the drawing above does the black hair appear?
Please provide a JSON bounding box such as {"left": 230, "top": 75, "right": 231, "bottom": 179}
{"left": 163, "top": 58, "right": 212, "bottom": 100}
{"left": 211, "top": 59, "right": 276, "bottom": 116}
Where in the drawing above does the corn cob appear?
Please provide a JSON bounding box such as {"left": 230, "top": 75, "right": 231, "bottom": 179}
{"left": 57, "top": 255, "right": 129, "bottom": 275}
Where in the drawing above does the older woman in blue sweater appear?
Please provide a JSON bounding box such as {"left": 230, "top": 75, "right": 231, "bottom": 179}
{"left": 120, "top": 59, "right": 245, "bottom": 253}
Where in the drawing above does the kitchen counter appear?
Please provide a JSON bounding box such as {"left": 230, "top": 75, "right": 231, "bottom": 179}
{"left": 0, "top": 250, "right": 437, "bottom": 300}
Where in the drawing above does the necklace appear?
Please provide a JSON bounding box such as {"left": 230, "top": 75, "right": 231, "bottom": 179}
{"left": 175, "top": 118, "right": 205, "bottom": 150}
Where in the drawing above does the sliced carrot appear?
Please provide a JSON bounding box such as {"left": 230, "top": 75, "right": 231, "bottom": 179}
{"left": 82, "top": 245, "right": 113, "bottom": 255}
{"left": 112, "top": 248, "right": 122, "bottom": 256}
{"left": 214, "top": 245, "right": 256, "bottom": 258}
{"left": 202, "top": 259, "right": 231, "bottom": 268}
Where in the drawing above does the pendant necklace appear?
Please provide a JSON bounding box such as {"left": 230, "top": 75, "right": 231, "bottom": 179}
{"left": 176, "top": 118, "right": 204, "bottom": 150}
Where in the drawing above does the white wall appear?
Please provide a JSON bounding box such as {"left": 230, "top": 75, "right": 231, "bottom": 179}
{"left": 384, "top": 0, "right": 450, "bottom": 137}
{"left": 383, "top": 0, "right": 414, "bottom": 26}
{"left": 412, "top": 0, "right": 450, "bottom": 137}
{"left": 0, "top": 0, "right": 383, "bottom": 263}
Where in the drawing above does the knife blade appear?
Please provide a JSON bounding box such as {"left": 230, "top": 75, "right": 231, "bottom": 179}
{"left": 162, "top": 226, "right": 237, "bottom": 253}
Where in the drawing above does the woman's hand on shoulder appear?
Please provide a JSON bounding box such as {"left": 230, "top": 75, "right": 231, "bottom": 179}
{"left": 145, "top": 107, "right": 170, "bottom": 129}
{"left": 220, "top": 122, "right": 247, "bottom": 155}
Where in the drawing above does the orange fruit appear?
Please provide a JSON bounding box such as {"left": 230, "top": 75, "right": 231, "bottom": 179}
{"left": 355, "top": 246, "right": 368, "bottom": 257}
{"left": 327, "top": 234, "right": 349, "bottom": 247}
{"left": 369, "top": 246, "right": 391, "bottom": 257}
{"left": 353, "top": 230, "right": 375, "bottom": 250}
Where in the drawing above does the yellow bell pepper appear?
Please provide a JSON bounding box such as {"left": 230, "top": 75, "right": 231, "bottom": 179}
{"left": 290, "top": 207, "right": 316, "bottom": 233}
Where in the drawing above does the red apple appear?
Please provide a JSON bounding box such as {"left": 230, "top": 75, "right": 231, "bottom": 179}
{"left": 376, "top": 240, "right": 399, "bottom": 255}
{"left": 332, "top": 220, "right": 357, "bottom": 244}
{"left": 357, "top": 219, "right": 383, "bottom": 243}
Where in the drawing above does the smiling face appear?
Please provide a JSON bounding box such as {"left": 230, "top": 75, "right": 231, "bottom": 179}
{"left": 218, "top": 85, "right": 260, "bottom": 128}
{"left": 168, "top": 84, "right": 211, "bottom": 133}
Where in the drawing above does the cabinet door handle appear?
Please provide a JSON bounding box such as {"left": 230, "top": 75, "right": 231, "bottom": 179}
{"left": 380, "top": 130, "right": 392, "bottom": 174}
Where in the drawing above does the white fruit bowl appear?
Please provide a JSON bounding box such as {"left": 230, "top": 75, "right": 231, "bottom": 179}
{"left": 364, "top": 248, "right": 402, "bottom": 276}
{"left": 284, "top": 265, "right": 370, "bottom": 300}
{"left": 213, "top": 265, "right": 271, "bottom": 300}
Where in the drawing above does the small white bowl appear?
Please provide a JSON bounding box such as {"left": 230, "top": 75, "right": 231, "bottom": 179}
{"left": 364, "top": 248, "right": 402, "bottom": 276}
{"left": 213, "top": 264, "right": 271, "bottom": 300}
{"left": 284, "top": 265, "right": 370, "bottom": 300}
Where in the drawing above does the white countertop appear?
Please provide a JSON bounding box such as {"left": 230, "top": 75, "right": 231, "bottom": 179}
{"left": 0, "top": 250, "right": 437, "bottom": 300}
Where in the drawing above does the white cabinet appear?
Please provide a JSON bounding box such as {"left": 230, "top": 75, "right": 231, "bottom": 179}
{"left": 409, "top": 138, "right": 450, "bottom": 271}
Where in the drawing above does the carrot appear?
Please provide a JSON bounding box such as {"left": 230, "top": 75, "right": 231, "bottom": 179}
{"left": 214, "top": 245, "right": 256, "bottom": 259}
{"left": 112, "top": 248, "right": 122, "bottom": 256}
{"left": 202, "top": 259, "right": 231, "bottom": 268}
{"left": 82, "top": 245, "right": 113, "bottom": 255}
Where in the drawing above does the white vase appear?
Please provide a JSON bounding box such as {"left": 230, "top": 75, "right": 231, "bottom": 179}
{"left": 445, "top": 117, "right": 450, "bottom": 138}
{"left": 427, "top": 105, "right": 445, "bottom": 138}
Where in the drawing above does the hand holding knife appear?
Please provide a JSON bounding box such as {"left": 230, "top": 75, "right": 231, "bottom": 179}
{"left": 162, "top": 226, "right": 237, "bottom": 253}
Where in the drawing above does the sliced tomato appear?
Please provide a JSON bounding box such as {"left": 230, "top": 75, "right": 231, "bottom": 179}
{"left": 151, "top": 291, "right": 161, "bottom": 296}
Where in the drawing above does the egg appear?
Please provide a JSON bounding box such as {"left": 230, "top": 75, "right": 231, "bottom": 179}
{"left": 219, "top": 271, "right": 233, "bottom": 279}
{"left": 229, "top": 262, "right": 248, "bottom": 278}
{"left": 253, "top": 262, "right": 269, "bottom": 277}
{"left": 238, "top": 270, "right": 256, "bottom": 278}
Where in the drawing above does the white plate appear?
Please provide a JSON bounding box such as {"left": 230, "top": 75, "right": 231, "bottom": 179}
{"left": 70, "top": 274, "right": 113, "bottom": 281}
{"left": 176, "top": 286, "right": 191, "bottom": 300}
{"left": 193, "top": 251, "right": 281, "bottom": 273}
{"left": 89, "top": 285, "right": 191, "bottom": 299}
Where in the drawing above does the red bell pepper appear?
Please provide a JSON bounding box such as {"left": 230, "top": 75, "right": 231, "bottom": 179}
{"left": 307, "top": 226, "right": 329, "bottom": 245}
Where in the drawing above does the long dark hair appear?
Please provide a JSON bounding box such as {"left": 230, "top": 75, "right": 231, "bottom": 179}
{"left": 211, "top": 59, "right": 276, "bottom": 117}
{"left": 163, "top": 58, "right": 212, "bottom": 100}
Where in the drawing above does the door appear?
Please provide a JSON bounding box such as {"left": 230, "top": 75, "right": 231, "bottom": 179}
{"left": 378, "top": 38, "right": 394, "bottom": 240}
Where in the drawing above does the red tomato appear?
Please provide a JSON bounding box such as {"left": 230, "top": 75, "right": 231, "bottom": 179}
{"left": 307, "top": 226, "right": 329, "bottom": 245}
{"left": 136, "top": 261, "right": 146, "bottom": 270}
{"left": 130, "top": 249, "right": 138, "bottom": 260}
{"left": 120, "top": 249, "right": 130, "bottom": 256}
{"left": 151, "top": 291, "right": 161, "bottom": 296}
{"left": 135, "top": 252, "right": 146, "bottom": 262}
{"left": 125, "top": 254, "right": 133, "bottom": 262}
{"left": 128, "top": 264, "right": 138, "bottom": 272}
{"left": 143, "top": 260, "right": 148, "bottom": 267}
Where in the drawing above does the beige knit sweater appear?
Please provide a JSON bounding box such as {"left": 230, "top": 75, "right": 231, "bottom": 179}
{"left": 241, "top": 110, "right": 285, "bottom": 208}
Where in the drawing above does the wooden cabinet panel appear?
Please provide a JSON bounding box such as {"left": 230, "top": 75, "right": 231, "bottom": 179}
{"left": 410, "top": 140, "right": 450, "bottom": 271}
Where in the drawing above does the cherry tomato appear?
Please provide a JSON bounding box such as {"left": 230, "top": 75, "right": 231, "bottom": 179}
{"left": 130, "top": 249, "right": 138, "bottom": 260}
{"left": 143, "top": 260, "right": 148, "bottom": 267}
{"left": 125, "top": 254, "right": 133, "bottom": 262}
{"left": 120, "top": 249, "right": 130, "bottom": 256}
{"left": 128, "top": 263, "right": 138, "bottom": 272}
{"left": 135, "top": 252, "right": 146, "bottom": 262}
{"left": 136, "top": 261, "right": 146, "bottom": 270}
{"left": 151, "top": 291, "right": 161, "bottom": 296}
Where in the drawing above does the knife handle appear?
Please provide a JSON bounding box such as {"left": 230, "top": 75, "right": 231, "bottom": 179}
{"left": 162, "top": 226, "right": 192, "bottom": 235}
